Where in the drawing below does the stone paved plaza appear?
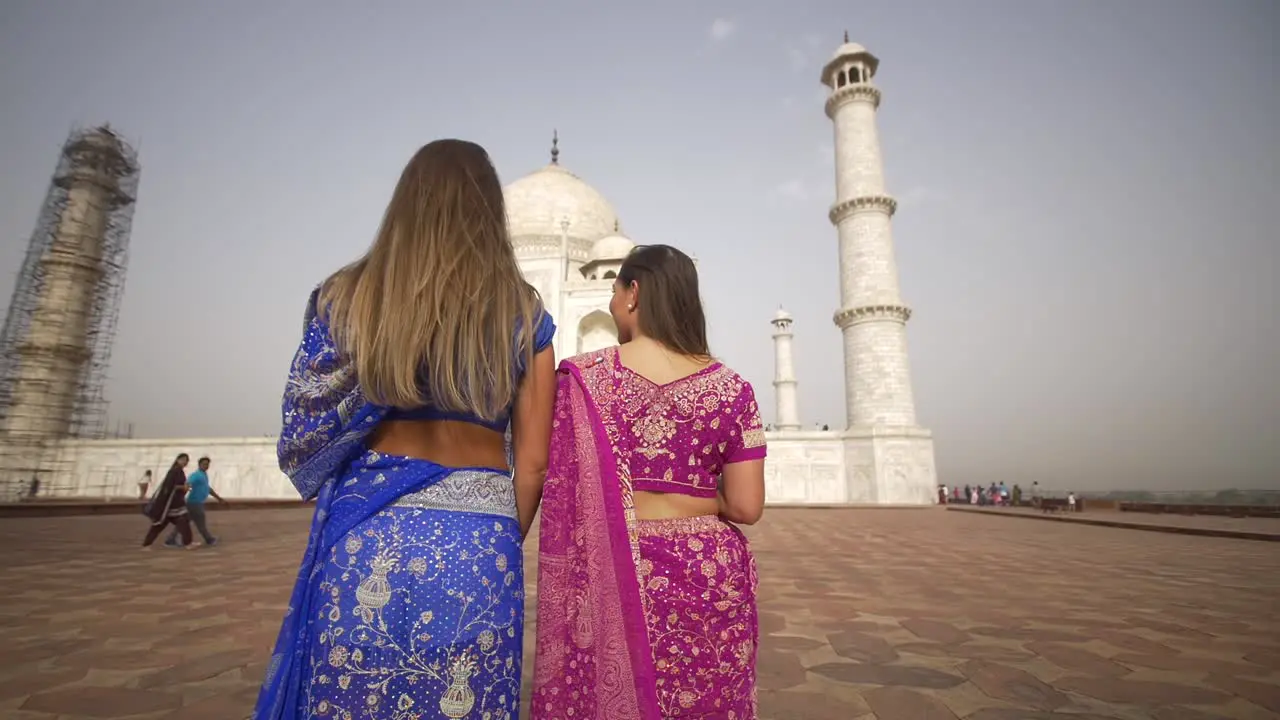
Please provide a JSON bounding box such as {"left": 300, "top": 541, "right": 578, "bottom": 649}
{"left": 1, "top": 508, "right": 1278, "bottom": 720}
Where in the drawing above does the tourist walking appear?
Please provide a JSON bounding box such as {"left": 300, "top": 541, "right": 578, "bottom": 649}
{"left": 533, "top": 244, "right": 767, "bottom": 719}
{"left": 164, "top": 456, "right": 224, "bottom": 547}
{"left": 137, "top": 469, "right": 151, "bottom": 499}
{"left": 141, "top": 454, "right": 193, "bottom": 549}
{"left": 253, "top": 140, "right": 556, "bottom": 720}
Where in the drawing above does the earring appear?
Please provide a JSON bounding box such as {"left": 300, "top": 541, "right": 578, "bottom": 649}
{"left": 627, "top": 304, "right": 635, "bottom": 311}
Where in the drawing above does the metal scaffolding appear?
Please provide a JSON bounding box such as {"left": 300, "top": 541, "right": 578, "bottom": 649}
{"left": 0, "top": 125, "right": 140, "bottom": 500}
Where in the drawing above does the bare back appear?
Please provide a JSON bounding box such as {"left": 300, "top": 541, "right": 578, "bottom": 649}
{"left": 369, "top": 420, "right": 508, "bottom": 470}
{"left": 619, "top": 342, "right": 720, "bottom": 519}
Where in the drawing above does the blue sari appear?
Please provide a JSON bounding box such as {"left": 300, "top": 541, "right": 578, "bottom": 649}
{"left": 254, "top": 289, "right": 551, "bottom": 720}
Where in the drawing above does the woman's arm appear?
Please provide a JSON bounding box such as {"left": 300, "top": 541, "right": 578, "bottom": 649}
{"left": 511, "top": 347, "right": 557, "bottom": 537}
{"left": 718, "top": 380, "right": 767, "bottom": 525}
{"left": 719, "top": 460, "right": 765, "bottom": 525}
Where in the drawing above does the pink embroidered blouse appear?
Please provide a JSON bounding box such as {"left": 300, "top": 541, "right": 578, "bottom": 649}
{"left": 604, "top": 347, "right": 767, "bottom": 499}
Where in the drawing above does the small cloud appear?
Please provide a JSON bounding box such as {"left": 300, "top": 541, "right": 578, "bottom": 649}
{"left": 709, "top": 18, "right": 736, "bottom": 41}
{"left": 773, "top": 179, "right": 809, "bottom": 201}
{"left": 786, "top": 34, "right": 825, "bottom": 71}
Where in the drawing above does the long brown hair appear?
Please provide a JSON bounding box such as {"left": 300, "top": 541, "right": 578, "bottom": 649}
{"left": 319, "top": 139, "right": 539, "bottom": 420}
{"left": 616, "top": 244, "right": 710, "bottom": 358}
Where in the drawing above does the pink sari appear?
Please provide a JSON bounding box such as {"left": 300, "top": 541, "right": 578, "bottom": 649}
{"left": 531, "top": 353, "right": 662, "bottom": 720}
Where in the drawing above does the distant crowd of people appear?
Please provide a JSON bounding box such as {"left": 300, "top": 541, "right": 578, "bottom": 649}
{"left": 938, "top": 481, "right": 1078, "bottom": 511}
{"left": 140, "top": 453, "right": 226, "bottom": 549}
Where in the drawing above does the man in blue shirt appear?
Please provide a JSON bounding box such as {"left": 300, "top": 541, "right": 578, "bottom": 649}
{"left": 165, "top": 456, "right": 225, "bottom": 547}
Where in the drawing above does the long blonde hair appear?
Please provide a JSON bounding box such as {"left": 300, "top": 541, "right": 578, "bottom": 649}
{"left": 319, "top": 139, "right": 539, "bottom": 421}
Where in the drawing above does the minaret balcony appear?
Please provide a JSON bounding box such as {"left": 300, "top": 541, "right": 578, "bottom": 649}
{"left": 829, "top": 194, "right": 897, "bottom": 224}
{"left": 833, "top": 303, "right": 912, "bottom": 329}
{"left": 824, "top": 84, "right": 882, "bottom": 117}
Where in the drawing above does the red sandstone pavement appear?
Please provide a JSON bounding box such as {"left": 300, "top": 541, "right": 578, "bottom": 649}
{"left": 948, "top": 506, "right": 1280, "bottom": 540}
{"left": 1, "top": 508, "right": 1278, "bottom": 720}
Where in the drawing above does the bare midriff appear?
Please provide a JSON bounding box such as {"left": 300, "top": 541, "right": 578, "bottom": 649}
{"left": 369, "top": 420, "right": 509, "bottom": 472}
{"left": 633, "top": 490, "right": 719, "bottom": 521}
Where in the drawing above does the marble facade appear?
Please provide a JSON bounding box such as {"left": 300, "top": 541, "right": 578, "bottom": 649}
{"left": 20, "top": 39, "right": 939, "bottom": 507}
{"left": 35, "top": 430, "right": 932, "bottom": 506}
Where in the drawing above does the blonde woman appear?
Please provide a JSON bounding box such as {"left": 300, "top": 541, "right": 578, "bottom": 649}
{"left": 254, "top": 140, "right": 556, "bottom": 719}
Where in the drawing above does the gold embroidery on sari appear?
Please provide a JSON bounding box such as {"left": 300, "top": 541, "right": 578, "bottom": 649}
{"left": 634, "top": 517, "right": 759, "bottom": 717}
{"left": 563, "top": 348, "right": 761, "bottom": 717}
{"left": 309, "top": 505, "right": 522, "bottom": 719}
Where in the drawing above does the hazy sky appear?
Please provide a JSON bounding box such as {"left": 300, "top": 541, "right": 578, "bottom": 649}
{"left": 1, "top": 1, "right": 1276, "bottom": 491}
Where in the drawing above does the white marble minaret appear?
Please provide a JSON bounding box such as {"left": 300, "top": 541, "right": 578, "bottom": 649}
{"left": 770, "top": 307, "right": 801, "bottom": 431}
{"left": 823, "top": 35, "right": 937, "bottom": 504}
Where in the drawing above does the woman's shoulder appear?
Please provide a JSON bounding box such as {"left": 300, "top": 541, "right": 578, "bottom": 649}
{"left": 513, "top": 302, "right": 557, "bottom": 356}
{"left": 560, "top": 346, "right": 619, "bottom": 373}
{"left": 706, "top": 362, "right": 757, "bottom": 398}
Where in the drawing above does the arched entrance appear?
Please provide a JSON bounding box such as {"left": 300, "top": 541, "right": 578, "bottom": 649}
{"left": 577, "top": 310, "right": 618, "bottom": 354}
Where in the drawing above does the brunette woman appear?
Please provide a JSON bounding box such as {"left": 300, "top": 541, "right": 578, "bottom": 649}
{"left": 141, "top": 453, "right": 193, "bottom": 549}
{"left": 533, "top": 245, "right": 767, "bottom": 719}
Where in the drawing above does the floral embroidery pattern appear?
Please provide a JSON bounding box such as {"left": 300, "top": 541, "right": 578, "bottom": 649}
{"left": 306, "top": 505, "right": 523, "bottom": 719}
{"left": 605, "top": 347, "right": 767, "bottom": 497}
{"left": 637, "top": 516, "right": 759, "bottom": 718}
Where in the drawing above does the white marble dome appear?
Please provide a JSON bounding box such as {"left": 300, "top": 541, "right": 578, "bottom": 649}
{"left": 829, "top": 41, "right": 870, "bottom": 60}
{"left": 504, "top": 164, "right": 618, "bottom": 241}
{"left": 589, "top": 231, "right": 635, "bottom": 263}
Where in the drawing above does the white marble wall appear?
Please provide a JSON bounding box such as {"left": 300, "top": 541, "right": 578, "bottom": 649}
{"left": 512, "top": 238, "right": 620, "bottom": 362}
{"left": 562, "top": 283, "right": 618, "bottom": 356}
{"left": 34, "top": 431, "right": 935, "bottom": 505}
{"left": 843, "top": 427, "right": 938, "bottom": 505}
{"left": 764, "top": 432, "right": 848, "bottom": 504}
{"left": 44, "top": 437, "right": 294, "bottom": 499}
{"left": 842, "top": 319, "right": 918, "bottom": 427}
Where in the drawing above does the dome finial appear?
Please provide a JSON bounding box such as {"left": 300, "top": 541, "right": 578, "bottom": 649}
{"left": 550, "top": 129, "right": 560, "bottom": 165}
{"left": 843, "top": 30, "right": 849, "bottom": 43}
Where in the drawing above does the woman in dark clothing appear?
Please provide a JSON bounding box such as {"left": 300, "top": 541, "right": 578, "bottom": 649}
{"left": 142, "top": 453, "right": 194, "bottom": 549}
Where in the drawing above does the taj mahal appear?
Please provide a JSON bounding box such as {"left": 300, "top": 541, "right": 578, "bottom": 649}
{"left": 500, "top": 130, "right": 635, "bottom": 362}
{"left": 2, "top": 38, "right": 938, "bottom": 505}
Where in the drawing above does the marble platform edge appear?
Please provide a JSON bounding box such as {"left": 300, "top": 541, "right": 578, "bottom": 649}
{"left": 0, "top": 498, "right": 308, "bottom": 519}
{"left": 947, "top": 506, "right": 1280, "bottom": 543}
{"left": 2, "top": 500, "right": 937, "bottom": 520}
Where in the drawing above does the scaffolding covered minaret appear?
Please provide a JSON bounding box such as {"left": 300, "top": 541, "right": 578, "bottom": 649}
{"left": 0, "top": 125, "right": 140, "bottom": 490}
